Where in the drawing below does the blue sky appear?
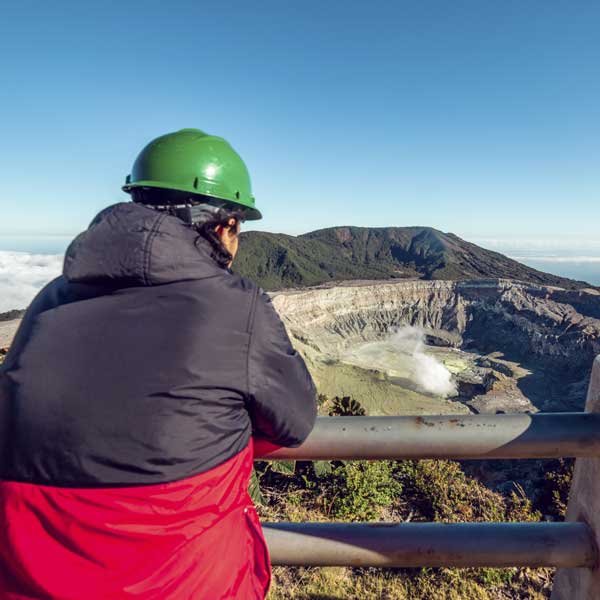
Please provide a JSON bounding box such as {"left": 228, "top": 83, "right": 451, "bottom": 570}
{"left": 1, "top": 0, "right": 599, "bottom": 243}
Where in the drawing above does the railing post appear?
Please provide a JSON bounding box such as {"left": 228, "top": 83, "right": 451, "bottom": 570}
{"left": 553, "top": 356, "right": 600, "bottom": 599}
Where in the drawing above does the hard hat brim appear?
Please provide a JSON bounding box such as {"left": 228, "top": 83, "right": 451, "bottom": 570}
{"left": 123, "top": 180, "right": 262, "bottom": 221}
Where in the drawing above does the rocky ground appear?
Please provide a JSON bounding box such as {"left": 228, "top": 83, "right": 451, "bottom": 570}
{"left": 0, "top": 319, "right": 19, "bottom": 352}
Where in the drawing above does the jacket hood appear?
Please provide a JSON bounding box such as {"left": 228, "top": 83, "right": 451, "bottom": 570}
{"left": 64, "top": 202, "right": 225, "bottom": 285}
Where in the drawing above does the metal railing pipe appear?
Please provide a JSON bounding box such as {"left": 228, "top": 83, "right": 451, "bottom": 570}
{"left": 255, "top": 413, "right": 600, "bottom": 460}
{"left": 262, "top": 522, "right": 597, "bottom": 568}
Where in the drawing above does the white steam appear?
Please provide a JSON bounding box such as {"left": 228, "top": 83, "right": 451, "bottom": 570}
{"left": 0, "top": 251, "right": 63, "bottom": 312}
{"left": 388, "top": 326, "right": 457, "bottom": 397}
{"left": 339, "top": 325, "right": 458, "bottom": 398}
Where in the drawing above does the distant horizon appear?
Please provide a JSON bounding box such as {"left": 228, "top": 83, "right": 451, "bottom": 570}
{"left": 1, "top": 226, "right": 598, "bottom": 313}
{"left": 2, "top": 223, "right": 600, "bottom": 244}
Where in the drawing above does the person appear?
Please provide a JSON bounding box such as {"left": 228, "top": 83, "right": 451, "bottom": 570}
{"left": 0, "top": 128, "right": 318, "bottom": 599}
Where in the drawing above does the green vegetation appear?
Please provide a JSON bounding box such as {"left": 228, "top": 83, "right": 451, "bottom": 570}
{"left": 331, "top": 461, "right": 402, "bottom": 521}
{"left": 326, "top": 395, "right": 366, "bottom": 417}
{"left": 259, "top": 456, "right": 554, "bottom": 599}
{"left": 537, "top": 458, "right": 574, "bottom": 520}
{"left": 310, "top": 361, "right": 467, "bottom": 416}
{"left": 268, "top": 564, "right": 552, "bottom": 599}
{"left": 256, "top": 396, "right": 568, "bottom": 599}
{"left": 235, "top": 226, "right": 586, "bottom": 291}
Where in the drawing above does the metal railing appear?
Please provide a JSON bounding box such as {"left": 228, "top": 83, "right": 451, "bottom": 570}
{"left": 255, "top": 414, "right": 600, "bottom": 460}
{"left": 262, "top": 522, "right": 596, "bottom": 568}
{"left": 254, "top": 414, "right": 600, "bottom": 569}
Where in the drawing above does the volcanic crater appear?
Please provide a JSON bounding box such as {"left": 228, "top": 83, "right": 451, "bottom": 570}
{"left": 270, "top": 279, "right": 600, "bottom": 416}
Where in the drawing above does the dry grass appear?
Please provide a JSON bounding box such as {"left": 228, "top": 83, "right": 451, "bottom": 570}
{"left": 267, "top": 566, "right": 553, "bottom": 599}
{"left": 257, "top": 459, "right": 555, "bottom": 600}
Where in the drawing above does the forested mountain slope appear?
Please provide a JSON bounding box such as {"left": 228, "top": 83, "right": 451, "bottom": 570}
{"left": 235, "top": 226, "right": 586, "bottom": 291}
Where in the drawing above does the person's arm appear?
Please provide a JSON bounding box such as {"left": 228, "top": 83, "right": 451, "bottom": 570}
{"left": 247, "top": 290, "right": 317, "bottom": 447}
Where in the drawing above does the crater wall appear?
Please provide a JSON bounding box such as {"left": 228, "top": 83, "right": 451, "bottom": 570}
{"left": 271, "top": 279, "right": 600, "bottom": 412}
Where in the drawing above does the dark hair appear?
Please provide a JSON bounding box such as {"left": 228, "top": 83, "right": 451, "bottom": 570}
{"left": 193, "top": 210, "right": 243, "bottom": 269}
{"left": 130, "top": 187, "right": 243, "bottom": 269}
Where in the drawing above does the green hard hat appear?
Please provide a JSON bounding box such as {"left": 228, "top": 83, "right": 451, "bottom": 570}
{"left": 123, "top": 128, "right": 262, "bottom": 220}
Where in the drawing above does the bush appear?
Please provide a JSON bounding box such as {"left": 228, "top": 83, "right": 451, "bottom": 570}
{"left": 331, "top": 461, "right": 402, "bottom": 521}
{"left": 537, "top": 459, "right": 574, "bottom": 519}
{"left": 396, "top": 459, "right": 541, "bottom": 523}
{"left": 327, "top": 395, "right": 367, "bottom": 417}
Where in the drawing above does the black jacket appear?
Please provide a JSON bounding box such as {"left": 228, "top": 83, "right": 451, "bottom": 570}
{"left": 0, "top": 202, "right": 317, "bottom": 487}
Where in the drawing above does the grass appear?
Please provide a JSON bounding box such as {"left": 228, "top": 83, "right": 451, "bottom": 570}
{"left": 268, "top": 566, "right": 552, "bottom": 600}
{"left": 256, "top": 457, "right": 557, "bottom": 600}
{"left": 312, "top": 360, "right": 468, "bottom": 416}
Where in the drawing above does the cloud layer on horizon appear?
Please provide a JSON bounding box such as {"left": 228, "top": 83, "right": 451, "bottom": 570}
{"left": 472, "top": 237, "right": 600, "bottom": 252}
{"left": 510, "top": 255, "right": 600, "bottom": 263}
{"left": 0, "top": 251, "right": 63, "bottom": 313}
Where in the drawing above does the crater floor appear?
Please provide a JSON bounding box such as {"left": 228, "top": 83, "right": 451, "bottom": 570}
{"left": 316, "top": 339, "right": 537, "bottom": 415}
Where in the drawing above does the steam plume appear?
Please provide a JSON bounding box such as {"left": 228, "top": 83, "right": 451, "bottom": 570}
{"left": 389, "top": 326, "right": 457, "bottom": 397}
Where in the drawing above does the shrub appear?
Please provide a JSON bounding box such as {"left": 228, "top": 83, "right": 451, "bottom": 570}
{"left": 537, "top": 459, "right": 574, "bottom": 519}
{"left": 331, "top": 460, "right": 402, "bottom": 521}
{"left": 327, "top": 395, "right": 366, "bottom": 417}
{"left": 395, "top": 460, "right": 541, "bottom": 523}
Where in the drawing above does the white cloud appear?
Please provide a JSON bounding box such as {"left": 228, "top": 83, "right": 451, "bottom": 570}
{"left": 511, "top": 256, "right": 600, "bottom": 263}
{"left": 0, "top": 251, "right": 63, "bottom": 313}
{"left": 471, "top": 237, "right": 600, "bottom": 252}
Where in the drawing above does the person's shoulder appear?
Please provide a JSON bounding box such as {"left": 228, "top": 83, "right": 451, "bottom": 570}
{"left": 29, "top": 276, "right": 70, "bottom": 312}
{"left": 222, "top": 271, "right": 261, "bottom": 296}
{"left": 228, "top": 275, "right": 277, "bottom": 312}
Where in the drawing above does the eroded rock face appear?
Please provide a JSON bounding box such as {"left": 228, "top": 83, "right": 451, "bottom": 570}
{"left": 271, "top": 280, "right": 469, "bottom": 361}
{"left": 271, "top": 279, "right": 600, "bottom": 412}
{"left": 273, "top": 281, "right": 600, "bottom": 367}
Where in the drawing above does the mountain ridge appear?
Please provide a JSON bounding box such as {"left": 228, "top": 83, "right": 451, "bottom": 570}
{"left": 235, "top": 225, "right": 589, "bottom": 291}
